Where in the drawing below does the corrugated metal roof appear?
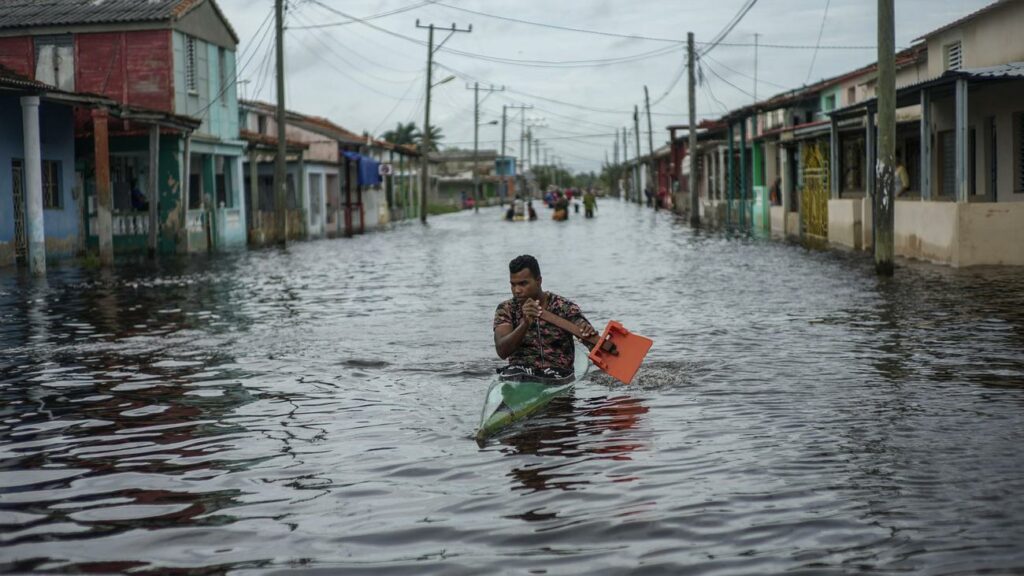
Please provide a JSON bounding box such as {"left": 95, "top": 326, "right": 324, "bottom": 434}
{"left": 0, "top": 0, "right": 185, "bottom": 29}
{"left": 0, "top": 0, "right": 237, "bottom": 43}
{"left": 961, "top": 61, "right": 1024, "bottom": 79}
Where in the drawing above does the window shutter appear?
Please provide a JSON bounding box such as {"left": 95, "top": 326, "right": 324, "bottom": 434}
{"left": 945, "top": 41, "right": 962, "bottom": 71}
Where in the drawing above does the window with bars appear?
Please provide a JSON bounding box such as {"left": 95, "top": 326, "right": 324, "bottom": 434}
{"left": 42, "top": 160, "right": 61, "bottom": 209}
{"left": 186, "top": 36, "right": 197, "bottom": 94}
{"left": 1017, "top": 113, "right": 1024, "bottom": 193}
{"left": 218, "top": 47, "right": 227, "bottom": 107}
{"left": 944, "top": 40, "right": 963, "bottom": 71}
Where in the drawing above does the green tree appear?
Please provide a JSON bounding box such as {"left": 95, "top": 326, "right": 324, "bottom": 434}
{"left": 381, "top": 122, "right": 417, "bottom": 146}
{"left": 414, "top": 124, "right": 444, "bottom": 152}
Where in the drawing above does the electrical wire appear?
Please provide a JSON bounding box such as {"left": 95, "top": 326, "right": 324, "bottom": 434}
{"left": 806, "top": 0, "right": 833, "bottom": 83}
{"left": 289, "top": 9, "right": 419, "bottom": 84}
{"left": 306, "top": 0, "right": 682, "bottom": 69}
{"left": 699, "top": 0, "right": 759, "bottom": 57}
{"left": 702, "top": 59, "right": 757, "bottom": 100}
{"left": 703, "top": 53, "right": 792, "bottom": 91}
{"left": 196, "top": 6, "right": 275, "bottom": 118}
{"left": 420, "top": 1, "right": 877, "bottom": 51}
{"left": 289, "top": 0, "right": 433, "bottom": 29}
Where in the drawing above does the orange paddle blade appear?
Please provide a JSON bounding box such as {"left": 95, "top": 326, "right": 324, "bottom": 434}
{"left": 587, "top": 321, "right": 652, "bottom": 385}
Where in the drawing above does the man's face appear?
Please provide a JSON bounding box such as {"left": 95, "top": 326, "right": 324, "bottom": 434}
{"left": 510, "top": 268, "right": 542, "bottom": 302}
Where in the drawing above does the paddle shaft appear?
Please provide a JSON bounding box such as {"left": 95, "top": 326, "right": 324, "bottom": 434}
{"left": 538, "top": 310, "right": 616, "bottom": 354}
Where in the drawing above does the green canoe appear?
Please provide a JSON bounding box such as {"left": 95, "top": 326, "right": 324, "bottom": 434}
{"left": 475, "top": 344, "right": 592, "bottom": 441}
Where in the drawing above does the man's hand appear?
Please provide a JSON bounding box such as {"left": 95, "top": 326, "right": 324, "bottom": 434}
{"left": 577, "top": 322, "right": 598, "bottom": 340}
{"left": 521, "top": 298, "right": 541, "bottom": 324}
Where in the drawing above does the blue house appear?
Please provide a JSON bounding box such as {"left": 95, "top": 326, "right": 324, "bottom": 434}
{"left": 0, "top": 72, "right": 79, "bottom": 270}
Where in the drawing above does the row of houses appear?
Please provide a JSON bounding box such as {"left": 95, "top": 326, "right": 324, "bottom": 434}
{"left": 634, "top": 0, "right": 1024, "bottom": 267}
{"left": 0, "top": 0, "right": 458, "bottom": 274}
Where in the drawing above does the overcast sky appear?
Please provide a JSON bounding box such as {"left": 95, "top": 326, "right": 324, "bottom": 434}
{"left": 218, "top": 0, "right": 992, "bottom": 171}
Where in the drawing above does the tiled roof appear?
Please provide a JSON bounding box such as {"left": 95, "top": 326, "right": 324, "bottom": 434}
{"left": 0, "top": 0, "right": 238, "bottom": 43}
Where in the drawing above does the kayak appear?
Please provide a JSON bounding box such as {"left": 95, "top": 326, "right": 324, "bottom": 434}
{"left": 475, "top": 343, "right": 591, "bottom": 442}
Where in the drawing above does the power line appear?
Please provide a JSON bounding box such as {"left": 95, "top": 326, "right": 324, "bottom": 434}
{"left": 703, "top": 53, "right": 792, "bottom": 91}
{"left": 289, "top": 9, "right": 419, "bottom": 84}
{"left": 197, "top": 5, "right": 275, "bottom": 119}
{"left": 306, "top": 0, "right": 681, "bottom": 69}
{"left": 806, "top": 0, "right": 833, "bottom": 83}
{"left": 699, "top": 0, "right": 759, "bottom": 57}
{"left": 702, "top": 59, "right": 756, "bottom": 100}
{"left": 425, "top": 0, "right": 683, "bottom": 44}
{"left": 288, "top": 0, "right": 433, "bottom": 29}
{"left": 421, "top": 1, "right": 878, "bottom": 51}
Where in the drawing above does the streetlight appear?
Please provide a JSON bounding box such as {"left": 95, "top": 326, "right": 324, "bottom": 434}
{"left": 472, "top": 119, "right": 500, "bottom": 212}
{"left": 432, "top": 75, "right": 455, "bottom": 88}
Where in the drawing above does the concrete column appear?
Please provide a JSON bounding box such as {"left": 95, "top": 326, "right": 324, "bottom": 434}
{"left": 718, "top": 145, "right": 725, "bottom": 201}
{"left": 781, "top": 146, "right": 791, "bottom": 215}
{"left": 830, "top": 116, "right": 840, "bottom": 199}
{"left": 866, "top": 109, "right": 876, "bottom": 200}
{"left": 181, "top": 136, "right": 191, "bottom": 253}
{"left": 148, "top": 124, "right": 159, "bottom": 257}
{"left": 920, "top": 90, "right": 932, "bottom": 200}
{"left": 727, "top": 123, "right": 735, "bottom": 226}
{"left": 955, "top": 78, "right": 969, "bottom": 203}
{"left": 91, "top": 108, "right": 113, "bottom": 266}
{"left": 20, "top": 96, "right": 45, "bottom": 275}
{"left": 248, "top": 148, "right": 259, "bottom": 214}
{"left": 298, "top": 151, "right": 307, "bottom": 238}
{"left": 739, "top": 118, "right": 747, "bottom": 229}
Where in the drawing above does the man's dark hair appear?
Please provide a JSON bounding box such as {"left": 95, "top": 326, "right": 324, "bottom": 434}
{"left": 509, "top": 254, "right": 541, "bottom": 279}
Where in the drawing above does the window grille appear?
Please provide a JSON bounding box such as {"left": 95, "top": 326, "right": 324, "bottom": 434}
{"left": 42, "top": 160, "right": 61, "bottom": 209}
{"left": 1018, "top": 113, "right": 1024, "bottom": 192}
{"left": 186, "top": 36, "right": 197, "bottom": 93}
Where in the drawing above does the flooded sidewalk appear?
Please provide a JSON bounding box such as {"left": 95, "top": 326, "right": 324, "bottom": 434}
{"left": 2, "top": 200, "right": 1024, "bottom": 574}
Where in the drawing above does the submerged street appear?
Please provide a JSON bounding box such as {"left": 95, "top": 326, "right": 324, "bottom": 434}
{"left": 2, "top": 200, "right": 1024, "bottom": 574}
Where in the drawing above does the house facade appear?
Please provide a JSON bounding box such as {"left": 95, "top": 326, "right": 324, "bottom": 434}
{"left": 0, "top": 0, "right": 244, "bottom": 259}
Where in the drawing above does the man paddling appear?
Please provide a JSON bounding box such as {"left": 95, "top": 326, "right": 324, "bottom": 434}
{"left": 493, "top": 255, "right": 597, "bottom": 381}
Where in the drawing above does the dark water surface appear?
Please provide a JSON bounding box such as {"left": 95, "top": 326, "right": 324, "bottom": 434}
{"left": 2, "top": 200, "right": 1024, "bottom": 575}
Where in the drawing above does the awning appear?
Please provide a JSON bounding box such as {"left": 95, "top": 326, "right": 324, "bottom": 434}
{"left": 342, "top": 151, "right": 383, "bottom": 186}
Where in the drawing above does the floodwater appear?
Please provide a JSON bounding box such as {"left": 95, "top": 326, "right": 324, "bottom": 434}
{"left": 2, "top": 200, "right": 1024, "bottom": 575}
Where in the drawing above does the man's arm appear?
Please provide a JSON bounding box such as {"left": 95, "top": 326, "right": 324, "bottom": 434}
{"left": 494, "top": 321, "right": 530, "bottom": 359}
{"left": 493, "top": 298, "right": 541, "bottom": 359}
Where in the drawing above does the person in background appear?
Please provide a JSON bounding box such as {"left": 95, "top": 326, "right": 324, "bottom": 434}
{"left": 583, "top": 189, "right": 597, "bottom": 218}
{"left": 895, "top": 151, "right": 910, "bottom": 197}
{"left": 130, "top": 179, "right": 149, "bottom": 211}
{"left": 527, "top": 201, "right": 537, "bottom": 220}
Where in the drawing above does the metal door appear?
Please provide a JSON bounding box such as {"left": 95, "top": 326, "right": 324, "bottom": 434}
{"left": 801, "top": 141, "right": 830, "bottom": 239}
{"left": 11, "top": 160, "right": 27, "bottom": 263}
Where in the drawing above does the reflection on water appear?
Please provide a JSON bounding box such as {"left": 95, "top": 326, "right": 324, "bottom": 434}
{"left": 2, "top": 200, "right": 1024, "bottom": 574}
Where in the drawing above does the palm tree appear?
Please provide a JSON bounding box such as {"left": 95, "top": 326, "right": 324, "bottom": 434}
{"left": 381, "top": 122, "right": 417, "bottom": 146}
{"left": 413, "top": 124, "right": 444, "bottom": 152}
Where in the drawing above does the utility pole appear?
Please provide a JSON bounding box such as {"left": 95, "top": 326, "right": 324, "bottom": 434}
{"left": 501, "top": 105, "right": 507, "bottom": 158}
{"left": 501, "top": 104, "right": 507, "bottom": 205}
{"left": 688, "top": 32, "right": 699, "bottom": 227}
{"left": 753, "top": 33, "right": 759, "bottom": 104}
{"left": 415, "top": 19, "right": 472, "bottom": 224}
{"left": 875, "top": 0, "right": 895, "bottom": 275}
{"left": 467, "top": 82, "right": 503, "bottom": 213}
{"left": 644, "top": 85, "right": 656, "bottom": 210}
{"left": 633, "top": 105, "right": 642, "bottom": 204}
{"left": 504, "top": 104, "right": 530, "bottom": 201}
{"left": 621, "top": 127, "right": 629, "bottom": 200}
{"left": 274, "top": 0, "right": 287, "bottom": 244}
